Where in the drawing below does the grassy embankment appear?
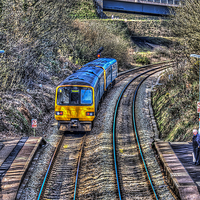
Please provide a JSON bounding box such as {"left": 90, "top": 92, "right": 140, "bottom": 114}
{"left": 0, "top": 0, "right": 173, "bottom": 136}
{"left": 125, "top": 18, "right": 196, "bottom": 142}
{"left": 152, "top": 62, "right": 199, "bottom": 142}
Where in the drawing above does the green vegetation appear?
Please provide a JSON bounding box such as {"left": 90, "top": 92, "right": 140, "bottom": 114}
{"left": 152, "top": 64, "right": 199, "bottom": 141}
{"left": 135, "top": 54, "right": 150, "bottom": 65}
{"left": 151, "top": 0, "right": 200, "bottom": 142}
{"left": 70, "top": 0, "right": 98, "bottom": 19}
{"left": 2, "top": 105, "right": 32, "bottom": 133}
{"left": 126, "top": 20, "right": 171, "bottom": 37}
{"left": 104, "top": 11, "right": 166, "bottom": 20}
{"left": 0, "top": 1, "right": 132, "bottom": 91}
{"left": 169, "top": 0, "right": 200, "bottom": 58}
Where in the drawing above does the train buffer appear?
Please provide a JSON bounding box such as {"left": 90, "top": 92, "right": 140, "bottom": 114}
{"left": 155, "top": 141, "right": 200, "bottom": 200}
{"left": 0, "top": 137, "right": 44, "bottom": 200}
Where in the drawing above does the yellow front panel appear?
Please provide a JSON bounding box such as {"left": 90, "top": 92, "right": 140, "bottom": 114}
{"left": 55, "top": 105, "right": 95, "bottom": 121}
{"left": 55, "top": 85, "right": 95, "bottom": 121}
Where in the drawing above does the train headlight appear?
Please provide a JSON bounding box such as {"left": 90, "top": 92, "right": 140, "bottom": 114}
{"left": 56, "top": 111, "right": 63, "bottom": 115}
{"left": 86, "top": 112, "right": 94, "bottom": 116}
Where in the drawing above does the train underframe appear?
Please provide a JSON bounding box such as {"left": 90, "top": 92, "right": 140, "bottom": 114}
{"left": 58, "top": 119, "right": 93, "bottom": 132}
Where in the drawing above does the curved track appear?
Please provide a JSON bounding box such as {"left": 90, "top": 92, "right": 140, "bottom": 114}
{"left": 112, "top": 64, "right": 172, "bottom": 199}
{"left": 37, "top": 61, "right": 173, "bottom": 200}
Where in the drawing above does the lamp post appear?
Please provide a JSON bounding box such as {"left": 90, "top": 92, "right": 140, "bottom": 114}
{"left": 190, "top": 54, "right": 200, "bottom": 132}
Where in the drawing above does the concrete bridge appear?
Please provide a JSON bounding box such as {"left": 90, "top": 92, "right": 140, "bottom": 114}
{"left": 96, "top": 0, "right": 180, "bottom": 16}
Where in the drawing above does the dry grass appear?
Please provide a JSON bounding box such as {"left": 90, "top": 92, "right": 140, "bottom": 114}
{"left": 71, "top": 20, "right": 131, "bottom": 67}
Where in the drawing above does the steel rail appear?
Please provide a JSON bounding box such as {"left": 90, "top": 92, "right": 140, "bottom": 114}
{"left": 112, "top": 63, "right": 173, "bottom": 199}
{"left": 117, "top": 60, "right": 174, "bottom": 77}
{"left": 37, "top": 135, "right": 64, "bottom": 200}
{"left": 73, "top": 134, "right": 86, "bottom": 200}
{"left": 132, "top": 70, "right": 163, "bottom": 200}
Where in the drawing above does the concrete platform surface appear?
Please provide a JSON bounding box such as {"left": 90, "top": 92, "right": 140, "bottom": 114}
{"left": 0, "top": 137, "right": 43, "bottom": 200}
{"left": 155, "top": 141, "right": 200, "bottom": 200}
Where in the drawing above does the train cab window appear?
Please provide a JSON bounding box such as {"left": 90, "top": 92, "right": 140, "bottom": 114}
{"left": 57, "top": 87, "right": 70, "bottom": 104}
{"left": 57, "top": 87, "right": 92, "bottom": 105}
{"left": 81, "top": 89, "right": 92, "bottom": 104}
{"left": 71, "top": 89, "right": 79, "bottom": 104}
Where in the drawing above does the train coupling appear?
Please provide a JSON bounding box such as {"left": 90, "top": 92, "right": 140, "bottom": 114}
{"left": 58, "top": 119, "right": 92, "bottom": 132}
{"left": 71, "top": 119, "right": 78, "bottom": 127}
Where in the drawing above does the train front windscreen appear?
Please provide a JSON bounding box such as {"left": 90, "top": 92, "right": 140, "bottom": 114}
{"left": 57, "top": 87, "right": 93, "bottom": 106}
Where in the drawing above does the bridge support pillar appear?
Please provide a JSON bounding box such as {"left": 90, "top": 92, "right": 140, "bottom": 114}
{"left": 95, "top": 0, "right": 107, "bottom": 18}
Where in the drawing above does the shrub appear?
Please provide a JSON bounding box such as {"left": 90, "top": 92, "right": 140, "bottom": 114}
{"left": 135, "top": 55, "right": 150, "bottom": 65}
{"left": 69, "top": 20, "right": 131, "bottom": 67}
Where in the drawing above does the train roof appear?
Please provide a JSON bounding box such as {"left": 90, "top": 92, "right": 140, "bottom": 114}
{"left": 59, "top": 58, "right": 117, "bottom": 88}
{"left": 83, "top": 58, "right": 117, "bottom": 70}
{"left": 77, "top": 66, "right": 103, "bottom": 76}
{"left": 59, "top": 71, "right": 99, "bottom": 87}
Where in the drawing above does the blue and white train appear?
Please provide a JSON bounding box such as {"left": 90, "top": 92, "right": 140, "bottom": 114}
{"left": 55, "top": 58, "right": 118, "bottom": 132}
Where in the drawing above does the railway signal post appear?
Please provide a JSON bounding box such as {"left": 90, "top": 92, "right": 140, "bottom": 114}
{"left": 190, "top": 54, "right": 200, "bottom": 131}
{"left": 97, "top": 46, "right": 104, "bottom": 58}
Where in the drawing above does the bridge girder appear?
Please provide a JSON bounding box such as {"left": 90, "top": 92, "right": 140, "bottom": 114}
{"left": 103, "top": 0, "right": 177, "bottom": 15}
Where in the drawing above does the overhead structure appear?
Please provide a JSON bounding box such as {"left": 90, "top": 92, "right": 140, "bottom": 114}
{"left": 96, "top": 0, "right": 181, "bottom": 15}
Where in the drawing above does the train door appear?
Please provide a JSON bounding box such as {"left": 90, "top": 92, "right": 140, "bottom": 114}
{"left": 112, "top": 62, "right": 118, "bottom": 80}
{"left": 94, "top": 84, "right": 100, "bottom": 113}
{"left": 100, "top": 74, "right": 104, "bottom": 98}
{"left": 106, "top": 66, "right": 112, "bottom": 88}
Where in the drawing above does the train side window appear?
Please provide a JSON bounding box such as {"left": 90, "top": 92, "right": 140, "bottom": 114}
{"left": 100, "top": 75, "right": 104, "bottom": 84}
{"left": 112, "top": 63, "right": 116, "bottom": 70}
{"left": 81, "top": 89, "right": 92, "bottom": 104}
{"left": 107, "top": 67, "right": 111, "bottom": 75}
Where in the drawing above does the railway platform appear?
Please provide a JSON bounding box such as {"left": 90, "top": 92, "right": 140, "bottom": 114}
{"left": 155, "top": 141, "right": 200, "bottom": 200}
{"left": 0, "top": 137, "right": 44, "bottom": 200}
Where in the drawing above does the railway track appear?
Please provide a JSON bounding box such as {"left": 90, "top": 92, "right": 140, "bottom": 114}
{"left": 37, "top": 133, "right": 86, "bottom": 199}
{"left": 112, "top": 64, "right": 173, "bottom": 199}
{"left": 116, "top": 60, "right": 174, "bottom": 83}
{"left": 36, "top": 61, "right": 174, "bottom": 200}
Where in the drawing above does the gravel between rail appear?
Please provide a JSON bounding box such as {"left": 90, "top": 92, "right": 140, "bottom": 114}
{"left": 43, "top": 133, "right": 85, "bottom": 199}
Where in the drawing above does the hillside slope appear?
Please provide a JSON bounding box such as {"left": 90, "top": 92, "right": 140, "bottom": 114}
{"left": 0, "top": 0, "right": 174, "bottom": 137}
